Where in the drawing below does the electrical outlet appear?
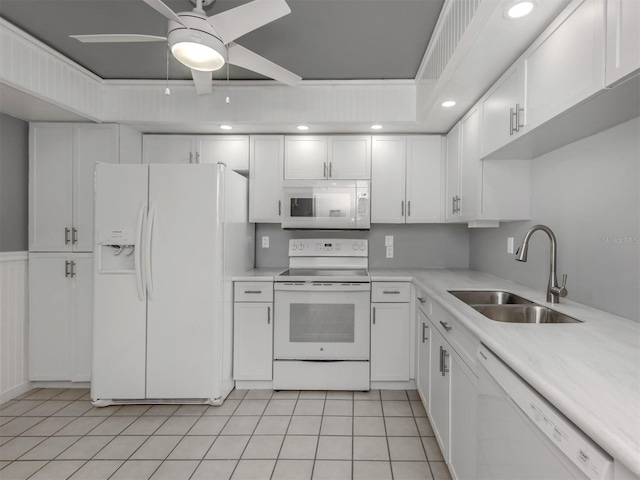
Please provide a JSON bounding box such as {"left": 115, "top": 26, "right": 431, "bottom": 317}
{"left": 262, "top": 236, "right": 269, "bottom": 248}
{"left": 386, "top": 246, "right": 393, "bottom": 258}
{"left": 507, "top": 237, "right": 514, "bottom": 254}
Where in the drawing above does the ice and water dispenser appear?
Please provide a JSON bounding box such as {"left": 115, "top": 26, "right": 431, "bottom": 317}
{"left": 97, "top": 229, "right": 136, "bottom": 273}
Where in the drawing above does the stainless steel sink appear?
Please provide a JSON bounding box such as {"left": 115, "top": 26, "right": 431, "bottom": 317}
{"left": 448, "top": 290, "right": 534, "bottom": 305}
{"left": 448, "top": 290, "right": 583, "bottom": 324}
{"left": 472, "top": 305, "right": 583, "bottom": 324}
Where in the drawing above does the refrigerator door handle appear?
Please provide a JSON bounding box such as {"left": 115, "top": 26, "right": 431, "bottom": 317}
{"left": 134, "top": 205, "right": 146, "bottom": 301}
{"left": 145, "top": 204, "right": 156, "bottom": 300}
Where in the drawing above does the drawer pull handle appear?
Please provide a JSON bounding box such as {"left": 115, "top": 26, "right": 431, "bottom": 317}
{"left": 439, "top": 320, "right": 452, "bottom": 332}
{"left": 267, "top": 306, "right": 271, "bottom": 324}
{"left": 382, "top": 290, "right": 400, "bottom": 294}
{"left": 244, "top": 290, "right": 263, "bottom": 294}
{"left": 422, "top": 323, "right": 428, "bottom": 343}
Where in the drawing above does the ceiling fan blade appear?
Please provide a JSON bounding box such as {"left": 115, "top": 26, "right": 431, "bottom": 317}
{"left": 191, "top": 69, "right": 213, "bottom": 95}
{"left": 70, "top": 34, "right": 167, "bottom": 43}
{"left": 228, "top": 43, "right": 301, "bottom": 87}
{"left": 142, "top": 0, "right": 188, "bottom": 28}
{"left": 208, "top": 0, "right": 291, "bottom": 44}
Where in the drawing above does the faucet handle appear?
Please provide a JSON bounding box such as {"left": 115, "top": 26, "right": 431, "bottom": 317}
{"left": 558, "top": 274, "right": 568, "bottom": 297}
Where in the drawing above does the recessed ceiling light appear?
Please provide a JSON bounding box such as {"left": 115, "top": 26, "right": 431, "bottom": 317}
{"left": 506, "top": 1, "right": 535, "bottom": 18}
{"left": 297, "top": 125, "right": 309, "bottom": 131}
{"left": 371, "top": 124, "right": 383, "bottom": 130}
{"left": 219, "top": 124, "right": 233, "bottom": 130}
{"left": 442, "top": 101, "right": 456, "bottom": 108}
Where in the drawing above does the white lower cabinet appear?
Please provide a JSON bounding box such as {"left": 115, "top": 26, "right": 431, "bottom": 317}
{"left": 429, "top": 322, "right": 450, "bottom": 460}
{"left": 449, "top": 347, "right": 478, "bottom": 480}
{"left": 28, "top": 253, "right": 93, "bottom": 382}
{"left": 371, "top": 303, "right": 410, "bottom": 381}
{"left": 233, "top": 282, "right": 273, "bottom": 381}
{"left": 416, "top": 296, "right": 431, "bottom": 411}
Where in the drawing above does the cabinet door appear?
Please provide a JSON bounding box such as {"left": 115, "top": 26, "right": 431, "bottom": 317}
{"left": 249, "top": 136, "right": 284, "bottom": 223}
{"left": 73, "top": 124, "right": 120, "bottom": 252}
{"left": 29, "top": 123, "right": 73, "bottom": 252}
{"left": 371, "top": 136, "right": 406, "bottom": 223}
{"left": 72, "top": 255, "right": 93, "bottom": 382}
{"left": 445, "top": 123, "right": 461, "bottom": 223}
{"left": 143, "top": 135, "right": 195, "bottom": 164}
{"left": 416, "top": 307, "right": 431, "bottom": 410}
{"left": 29, "top": 254, "right": 72, "bottom": 380}
{"left": 479, "top": 65, "right": 525, "bottom": 157}
{"left": 328, "top": 136, "right": 371, "bottom": 179}
{"left": 284, "top": 136, "right": 328, "bottom": 179}
{"left": 371, "top": 303, "right": 410, "bottom": 381}
{"left": 233, "top": 302, "right": 273, "bottom": 380}
{"left": 406, "top": 136, "right": 443, "bottom": 223}
{"left": 605, "top": 0, "right": 640, "bottom": 86}
{"left": 524, "top": 0, "right": 605, "bottom": 129}
{"left": 449, "top": 351, "right": 478, "bottom": 480}
{"left": 459, "top": 108, "right": 481, "bottom": 222}
{"left": 429, "top": 323, "right": 450, "bottom": 461}
{"left": 197, "top": 135, "right": 249, "bottom": 172}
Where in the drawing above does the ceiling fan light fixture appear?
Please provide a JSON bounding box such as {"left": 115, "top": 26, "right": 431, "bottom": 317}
{"left": 171, "top": 41, "right": 225, "bottom": 71}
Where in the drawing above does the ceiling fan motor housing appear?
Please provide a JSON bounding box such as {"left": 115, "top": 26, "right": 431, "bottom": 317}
{"left": 168, "top": 13, "right": 227, "bottom": 71}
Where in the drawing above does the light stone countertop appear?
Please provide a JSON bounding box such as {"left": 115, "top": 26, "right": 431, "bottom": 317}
{"left": 371, "top": 268, "right": 640, "bottom": 475}
{"left": 232, "top": 267, "right": 640, "bottom": 473}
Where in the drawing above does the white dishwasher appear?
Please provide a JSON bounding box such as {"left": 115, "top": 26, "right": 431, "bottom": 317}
{"left": 476, "top": 345, "right": 613, "bottom": 480}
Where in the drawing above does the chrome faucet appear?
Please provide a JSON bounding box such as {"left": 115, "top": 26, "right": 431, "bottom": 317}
{"left": 515, "top": 224, "right": 568, "bottom": 304}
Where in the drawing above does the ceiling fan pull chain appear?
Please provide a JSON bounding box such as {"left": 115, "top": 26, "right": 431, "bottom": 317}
{"left": 226, "top": 60, "right": 230, "bottom": 104}
{"left": 165, "top": 46, "right": 171, "bottom": 95}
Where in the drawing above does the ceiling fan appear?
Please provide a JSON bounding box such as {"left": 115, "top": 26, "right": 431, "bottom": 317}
{"left": 70, "top": 0, "right": 301, "bottom": 95}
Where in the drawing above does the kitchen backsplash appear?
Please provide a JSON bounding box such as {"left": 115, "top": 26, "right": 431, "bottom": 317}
{"left": 255, "top": 223, "right": 470, "bottom": 269}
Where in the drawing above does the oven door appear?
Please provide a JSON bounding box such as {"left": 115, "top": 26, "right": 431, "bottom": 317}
{"left": 281, "top": 180, "right": 370, "bottom": 229}
{"left": 274, "top": 282, "right": 371, "bottom": 360}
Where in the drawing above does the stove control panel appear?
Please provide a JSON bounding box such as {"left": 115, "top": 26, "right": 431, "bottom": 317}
{"left": 289, "top": 239, "right": 368, "bottom": 257}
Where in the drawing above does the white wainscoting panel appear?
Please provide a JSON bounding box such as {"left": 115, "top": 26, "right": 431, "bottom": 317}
{"left": 0, "top": 252, "right": 30, "bottom": 403}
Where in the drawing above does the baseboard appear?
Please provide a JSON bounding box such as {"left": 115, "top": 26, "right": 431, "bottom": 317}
{"left": 371, "top": 380, "right": 416, "bottom": 390}
{"left": 31, "top": 381, "right": 91, "bottom": 389}
{"left": 235, "top": 380, "right": 274, "bottom": 390}
{"left": 1, "top": 381, "right": 32, "bottom": 404}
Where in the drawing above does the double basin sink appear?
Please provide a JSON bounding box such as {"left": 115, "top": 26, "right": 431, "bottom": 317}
{"left": 448, "top": 290, "right": 582, "bottom": 324}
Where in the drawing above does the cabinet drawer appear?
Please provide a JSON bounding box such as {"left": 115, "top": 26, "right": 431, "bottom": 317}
{"left": 234, "top": 282, "right": 273, "bottom": 302}
{"left": 372, "top": 282, "right": 411, "bottom": 302}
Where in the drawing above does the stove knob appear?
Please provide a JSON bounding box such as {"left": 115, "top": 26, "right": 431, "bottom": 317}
{"left": 291, "top": 243, "right": 297, "bottom": 250}
{"left": 352, "top": 243, "right": 358, "bottom": 251}
{"left": 336, "top": 243, "right": 341, "bottom": 251}
{"left": 360, "top": 242, "right": 366, "bottom": 250}
{"left": 298, "top": 242, "right": 304, "bottom": 250}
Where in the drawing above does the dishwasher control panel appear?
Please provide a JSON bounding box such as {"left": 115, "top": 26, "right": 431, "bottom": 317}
{"left": 478, "top": 346, "right": 613, "bottom": 480}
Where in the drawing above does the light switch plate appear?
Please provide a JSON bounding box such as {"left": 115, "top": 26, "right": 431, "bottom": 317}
{"left": 385, "top": 235, "right": 394, "bottom": 247}
{"left": 507, "top": 237, "right": 514, "bottom": 254}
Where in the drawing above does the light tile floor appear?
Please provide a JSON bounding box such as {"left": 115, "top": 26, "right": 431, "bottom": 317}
{"left": 0, "top": 388, "right": 452, "bottom": 480}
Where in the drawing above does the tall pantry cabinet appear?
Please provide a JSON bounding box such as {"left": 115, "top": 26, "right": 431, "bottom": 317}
{"left": 28, "top": 123, "right": 141, "bottom": 382}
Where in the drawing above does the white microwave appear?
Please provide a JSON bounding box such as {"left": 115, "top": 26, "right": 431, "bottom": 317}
{"left": 281, "top": 180, "right": 370, "bottom": 229}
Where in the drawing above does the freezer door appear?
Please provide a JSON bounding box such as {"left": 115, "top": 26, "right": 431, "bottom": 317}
{"left": 145, "top": 164, "right": 223, "bottom": 399}
{"left": 92, "top": 164, "right": 149, "bottom": 400}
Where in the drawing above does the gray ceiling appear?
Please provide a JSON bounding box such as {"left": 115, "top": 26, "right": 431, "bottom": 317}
{"left": 0, "top": 0, "right": 444, "bottom": 82}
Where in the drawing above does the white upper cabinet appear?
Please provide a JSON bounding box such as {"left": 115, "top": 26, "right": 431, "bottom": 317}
{"left": 143, "top": 135, "right": 195, "bottom": 164}
{"left": 371, "top": 135, "right": 443, "bottom": 224}
{"left": 447, "top": 108, "right": 531, "bottom": 225}
{"left": 143, "top": 135, "right": 250, "bottom": 171}
{"left": 524, "top": 0, "right": 605, "bottom": 129}
{"left": 249, "top": 135, "right": 284, "bottom": 223}
{"left": 197, "top": 136, "right": 250, "bottom": 172}
{"left": 479, "top": 64, "right": 525, "bottom": 158}
{"left": 284, "top": 136, "right": 329, "bottom": 179}
{"left": 328, "top": 136, "right": 371, "bottom": 179}
{"left": 406, "top": 136, "right": 444, "bottom": 223}
{"left": 284, "top": 136, "right": 371, "bottom": 179}
{"left": 30, "top": 123, "right": 125, "bottom": 252}
{"left": 605, "top": 0, "right": 640, "bottom": 86}
{"left": 371, "top": 136, "right": 407, "bottom": 223}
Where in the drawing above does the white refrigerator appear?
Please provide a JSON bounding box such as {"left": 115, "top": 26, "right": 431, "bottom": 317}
{"left": 91, "top": 163, "right": 254, "bottom": 406}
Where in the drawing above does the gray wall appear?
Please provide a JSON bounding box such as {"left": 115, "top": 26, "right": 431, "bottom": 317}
{"left": 255, "top": 223, "right": 470, "bottom": 269}
{"left": 469, "top": 117, "right": 640, "bottom": 322}
{"left": 0, "top": 114, "right": 29, "bottom": 252}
